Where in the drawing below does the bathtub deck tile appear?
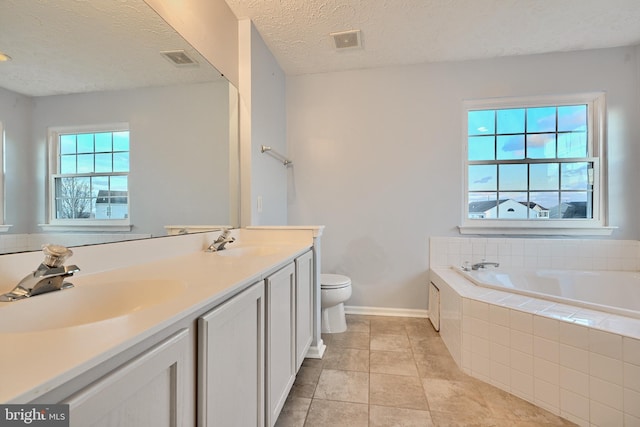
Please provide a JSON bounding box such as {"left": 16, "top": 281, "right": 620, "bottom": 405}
{"left": 498, "top": 293, "right": 533, "bottom": 309}
{"left": 597, "top": 316, "right": 640, "bottom": 341}
{"left": 540, "top": 304, "right": 580, "bottom": 322}
{"left": 519, "top": 299, "right": 555, "bottom": 314}
{"left": 569, "top": 309, "right": 609, "bottom": 327}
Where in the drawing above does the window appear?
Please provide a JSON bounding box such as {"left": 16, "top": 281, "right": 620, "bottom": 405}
{"left": 461, "top": 93, "right": 612, "bottom": 235}
{"left": 46, "top": 124, "right": 130, "bottom": 230}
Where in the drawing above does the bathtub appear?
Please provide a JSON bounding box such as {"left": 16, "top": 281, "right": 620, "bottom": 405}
{"left": 455, "top": 267, "right": 640, "bottom": 320}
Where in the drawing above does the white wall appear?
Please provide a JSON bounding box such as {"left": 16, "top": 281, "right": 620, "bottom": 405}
{"left": 8, "top": 81, "right": 231, "bottom": 236}
{"left": 239, "top": 20, "right": 288, "bottom": 226}
{"left": 287, "top": 46, "right": 640, "bottom": 311}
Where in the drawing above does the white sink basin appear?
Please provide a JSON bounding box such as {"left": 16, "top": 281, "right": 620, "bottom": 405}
{"left": 0, "top": 279, "right": 185, "bottom": 333}
{"left": 215, "top": 246, "right": 280, "bottom": 257}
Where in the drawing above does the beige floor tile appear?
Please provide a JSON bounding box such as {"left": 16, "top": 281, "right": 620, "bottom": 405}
{"left": 322, "top": 347, "right": 369, "bottom": 372}
{"left": 303, "top": 399, "right": 368, "bottom": 427}
{"left": 411, "top": 336, "right": 451, "bottom": 357}
{"left": 370, "top": 318, "right": 408, "bottom": 335}
{"left": 370, "top": 350, "right": 419, "bottom": 377}
{"left": 508, "top": 421, "right": 578, "bottom": 427}
{"left": 473, "top": 380, "right": 575, "bottom": 425}
{"left": 405, "top": 321, "right": 440, "bottom": 338}
{"left": 275, "top": 396, "right": 311, "bottom": 427}
{"left": 370, "top": 333, "right": 412, "bottom": 352}
{"left": 421, "top": 377, "right": 492, "bottom": 418}
{"left": 369, "top": 404, "right": 434, "bottom": 426}
{"left": 429, "top": 411, "right": 510, "bottom": 426}
{"left": 345, "top": 315, "right": 371, "bottom": 333}
{"left": 301, "top": 357, "right": 324, "bottom": 370}
{"left": 277, "top": 315, "right": 578, "bottom": 427}
{"left": 370, "top": 373, "right": 429, "bottom": 410}
{"left": 320, "top": 333, "right": 332, "bottom": 346}
{"left": 414, "top": 353, "right": 468, "bottom": 381}
{"left": 290, "top": 366, "right": 322, "bottom": 398}
{"left": 314, "top": 369, "right": 369, "bottom": 403}
{"left": 328, "top": 331, "right": 370, "bottom": 350}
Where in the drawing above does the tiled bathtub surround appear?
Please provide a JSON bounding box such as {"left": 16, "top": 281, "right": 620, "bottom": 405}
{"left": 430, "top": 236, "right": 640, "bottom": 272}
{"left": 429, "top": 237, "right": 640, "bottom": 427}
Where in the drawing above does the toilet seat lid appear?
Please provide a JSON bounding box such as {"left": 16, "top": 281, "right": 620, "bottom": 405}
{"left": 321, "top": 274, "right": 351, "bottom": 289}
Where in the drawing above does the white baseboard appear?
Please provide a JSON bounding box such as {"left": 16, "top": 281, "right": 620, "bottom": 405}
{"left": 344, "top": 305, "right": 429, "bottom": 318}
{"left": 305, "top": 341, "right": 327, "bottom": 359}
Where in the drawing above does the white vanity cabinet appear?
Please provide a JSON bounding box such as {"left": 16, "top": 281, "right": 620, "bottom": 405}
{"left": 15, "top": 241, "right": 319, "bottom": 427}
{"left": 64, "top": 329, "right": 191, "bottom": 427}
{"left": 198, "top": 281, "right": 265, "bottom": 427}
{"left": 265, "top": 262, "right": 297, "bottom": 427}
{"left": 295, "top": 250, "right": 314, "bottom": 370}
{"left": 198, "top": 251, "right": 315, "bottom": 427}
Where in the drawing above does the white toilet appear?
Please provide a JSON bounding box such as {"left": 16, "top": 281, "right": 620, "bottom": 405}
{"left": 320, "top": 274, "right": 352, "bottom": 333}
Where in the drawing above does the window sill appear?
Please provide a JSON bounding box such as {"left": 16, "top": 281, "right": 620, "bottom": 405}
{"left": 0, "top": 225, "right": 12, "bottom": 233}
{"left": 39, "top": 224, "right": 133, "bottom": 232}
{"left": 458, "top": 224, "right": 616, "bottom": 236}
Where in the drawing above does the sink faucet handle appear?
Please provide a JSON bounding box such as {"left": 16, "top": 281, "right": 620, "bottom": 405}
{"left": 42, "top": 244, "right": 74, "bottom": 267}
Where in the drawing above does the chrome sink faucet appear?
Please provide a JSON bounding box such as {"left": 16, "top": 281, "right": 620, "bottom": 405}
{"left": 206, "top": 228, "right": 235, "bottom": 252}
{"left": 471, "top": 261, "right": 500, "bottom": 270}
{"left": 0, "top": 244, "right": 80, "bottom": 302}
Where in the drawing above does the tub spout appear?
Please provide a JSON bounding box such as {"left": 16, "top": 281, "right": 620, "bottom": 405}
{"left": 471, "top": 261, "right": 500, "bottom": 270}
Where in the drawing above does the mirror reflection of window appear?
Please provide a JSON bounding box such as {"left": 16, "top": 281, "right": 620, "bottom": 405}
{"left": 48, "top": 124, "right": 130, "bottom": 228}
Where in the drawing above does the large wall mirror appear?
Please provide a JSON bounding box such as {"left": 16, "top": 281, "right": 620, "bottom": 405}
{"left": 0, "top": 0, "right": 239, "bottom": 254}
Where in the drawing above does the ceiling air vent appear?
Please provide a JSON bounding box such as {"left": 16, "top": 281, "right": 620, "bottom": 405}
{"left": 160, "top": 50, "right": 199, "bottom": 67}
{"left": 330, "top": 30, "right": 362, "bottom": 50}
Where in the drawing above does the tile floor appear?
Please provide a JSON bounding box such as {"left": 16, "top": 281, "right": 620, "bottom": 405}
{"left": 276, "top": 314, "right": 576, "bottom": 427}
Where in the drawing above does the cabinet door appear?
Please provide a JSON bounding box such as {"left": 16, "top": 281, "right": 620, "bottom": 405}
{"left": 198, "top": 282, "right": 265, "bottom": 427}
{"left": 65, "top": 329, "right": 191, "bottom": 427}
{"left": 265, "top": 263, "right": 296, "bottom": 427}
{"left": 295, "top": 250, "right": 313, "bottom": 370}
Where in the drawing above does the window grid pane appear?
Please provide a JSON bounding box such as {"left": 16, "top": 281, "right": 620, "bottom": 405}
{"left": 55, "top": 129, "right": 129, "bottom": 221}
{"left": 468, "top": 104, "right": 592, "bottom": 220}
{"left": 53, "top": 175, "right": 129, "bottom": 220}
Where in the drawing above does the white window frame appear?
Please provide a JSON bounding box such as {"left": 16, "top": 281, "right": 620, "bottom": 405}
{"left": 42, "top": 123, "right": 132, "bottom": 232}
{"left": 459, "top": 92, "right": 614, "bottom": 236}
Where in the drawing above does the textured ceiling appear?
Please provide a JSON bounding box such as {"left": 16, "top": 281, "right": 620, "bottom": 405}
{"left": 224, "top": 0, "right": 640, "bottom": 75}
{"left": 0, "top": 0, "right": 222, "bottom": 97}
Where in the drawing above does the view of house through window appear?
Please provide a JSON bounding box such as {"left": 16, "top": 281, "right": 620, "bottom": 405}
{"left": 50, "top": 126, "right": 129, "bottom": 222}
{"left": 466, "top": 99, "right": 599, "bottom": 221}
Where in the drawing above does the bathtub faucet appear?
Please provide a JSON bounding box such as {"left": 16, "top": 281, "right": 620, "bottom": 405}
{"left": 471, "top": 261, "right": 500, "bottom": 270}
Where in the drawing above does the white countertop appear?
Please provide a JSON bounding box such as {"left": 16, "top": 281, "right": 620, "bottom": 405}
{"left": 0, "top": 236, "right": 312, "bottom": 403}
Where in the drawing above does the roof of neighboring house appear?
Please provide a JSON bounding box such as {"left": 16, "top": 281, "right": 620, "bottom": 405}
{"left": 96, "top": 190, "right": 128, "bottom": 204}
{"left": 469, "top": 199, "right": 548, "bottom": 213}
{"left": 549, "top": 202, "right": 587, "bottom": 218}
{"left": 469, "top": 199, "right": 505, "bottom": 213}
{"left": 519, "top": 201, "right": 548, "bottom": 211}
